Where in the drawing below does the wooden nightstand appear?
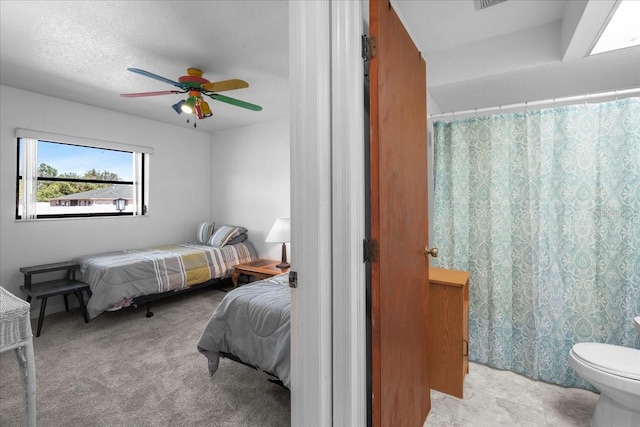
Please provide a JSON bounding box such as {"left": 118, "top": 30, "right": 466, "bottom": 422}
{"left": 231, "top": 259, "right": 289, "bottom": 287}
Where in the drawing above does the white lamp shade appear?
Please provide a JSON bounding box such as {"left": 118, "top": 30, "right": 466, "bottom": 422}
{"left": 265, "top": 217, "right": 290, "bottom": 243}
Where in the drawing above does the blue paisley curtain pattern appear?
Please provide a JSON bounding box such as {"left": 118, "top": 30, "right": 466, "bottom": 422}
{"left": 432, "top": 98, "right": 640, "bottom": 388}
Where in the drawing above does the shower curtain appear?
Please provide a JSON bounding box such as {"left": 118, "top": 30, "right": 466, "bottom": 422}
{"left": 432, "top": 97, "right": 640, "bottom": 388}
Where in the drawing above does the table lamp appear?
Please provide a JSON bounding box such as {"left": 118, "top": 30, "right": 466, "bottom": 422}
{"left": 265, "top": 217, "right": 290, "bottom": 269}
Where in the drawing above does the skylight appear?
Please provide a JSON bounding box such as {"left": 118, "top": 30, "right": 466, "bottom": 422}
{"left": 590, "top": 0, "right": 640, "bottom": 55}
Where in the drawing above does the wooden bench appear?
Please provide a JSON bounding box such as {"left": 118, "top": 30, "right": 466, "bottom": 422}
{"left": 19, "top": 261, "right": 90, "bottom": 337}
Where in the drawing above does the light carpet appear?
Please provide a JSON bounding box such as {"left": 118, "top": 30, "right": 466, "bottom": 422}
{"left": 0, "top": 283, "right": 290, "bottom": 427}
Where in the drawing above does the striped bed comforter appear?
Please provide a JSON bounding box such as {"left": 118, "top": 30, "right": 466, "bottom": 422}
{"left": 74, "top": 242, "right": 256, "bottom": 319}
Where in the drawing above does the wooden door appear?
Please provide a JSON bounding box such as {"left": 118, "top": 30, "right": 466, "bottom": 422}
{"left": 369, "top": 0, "right": 430, "bottom": 425}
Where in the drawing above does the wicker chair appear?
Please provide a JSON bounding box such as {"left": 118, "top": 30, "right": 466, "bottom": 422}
{"left": 0, "top": 286, "right": 36, "bottom": 426}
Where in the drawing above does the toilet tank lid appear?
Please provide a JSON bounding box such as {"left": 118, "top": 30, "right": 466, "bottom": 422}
{"left": 572, "top": 343, "right": 640, "bottom": 380}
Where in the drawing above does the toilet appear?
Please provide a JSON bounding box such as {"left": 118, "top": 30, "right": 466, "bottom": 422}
{"left": 568, "top": 326, "right": 640, "bottom": 427}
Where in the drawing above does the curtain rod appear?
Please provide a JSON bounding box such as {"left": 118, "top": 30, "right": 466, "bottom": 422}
{"left": 428, "top": 87, "right": 640, "bottom": 121}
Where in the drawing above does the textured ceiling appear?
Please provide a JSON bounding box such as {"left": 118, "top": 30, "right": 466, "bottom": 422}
{"left": 1, "top": 1, "right": 638, "bottom": 130}
{"left": 0, "top": 1, "right": 289, "bottom": 133}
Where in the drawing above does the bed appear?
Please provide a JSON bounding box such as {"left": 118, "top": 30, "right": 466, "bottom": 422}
{"left": 73, "top": 223, "right": 257, "bottom": 319}
{"left": 197, "top": 273, "right": 291, "bottom": 388}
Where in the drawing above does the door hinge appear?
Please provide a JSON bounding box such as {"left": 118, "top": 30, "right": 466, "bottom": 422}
{"left": 363, "top": 238, "right": 379, "bottom": 263}
{"left": 362, "top": 35, "right": 377, "bottom": 61}
{"left": 288, "top": 271, "right": 298, "bottom": 288}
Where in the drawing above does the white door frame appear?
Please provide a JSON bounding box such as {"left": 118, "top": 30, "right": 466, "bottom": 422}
{"left": 330, "top": 1, "right": 366, "bottom": 425}
{"left": 289, "top": 1, "right": 366, "bottom": 425}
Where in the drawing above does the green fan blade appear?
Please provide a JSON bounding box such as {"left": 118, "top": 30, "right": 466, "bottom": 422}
{"left": 206, "top": 93, "right": 262, "bottom": 111}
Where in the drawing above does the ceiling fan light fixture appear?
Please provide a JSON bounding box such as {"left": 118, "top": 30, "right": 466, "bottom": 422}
{"left": 195, "top": 104, "right": 204, "bottom": 119}
{"left": 181, "top": 96, "right": 196, "bottom": 114}
{"left": 172, "top": 100, "right": 186, "bottom": 115}
{"left": 200, "top": 101, "right": 213, "bottom": 118}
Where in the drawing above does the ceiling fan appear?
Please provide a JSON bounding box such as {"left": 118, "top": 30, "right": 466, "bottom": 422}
{"left": 121, "top": 67, "right": 262, "bottom": 127}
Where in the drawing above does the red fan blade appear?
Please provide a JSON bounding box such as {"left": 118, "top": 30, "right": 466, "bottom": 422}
{"left": 120, "top": 90, "right": 185, "bottom": 97}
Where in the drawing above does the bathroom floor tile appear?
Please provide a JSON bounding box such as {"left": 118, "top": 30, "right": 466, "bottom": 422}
{"left": 456, "top": 392, "right": 547, "bottom": 427}
{"left": 425, "top": 390, "right": 461, "bottom": 426}
{"left": 538, "top": 381, "right": 598, "bottom": 426}
{"left": 466, "top": 363, "right": 545, "bottom": 411}
{"left": 424, "top": 362, "right": 598, "bottom": 427}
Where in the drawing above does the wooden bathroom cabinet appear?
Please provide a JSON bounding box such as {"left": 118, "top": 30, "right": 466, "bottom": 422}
{"left": 428, "top": 267, "right": 470, "bottom": 398}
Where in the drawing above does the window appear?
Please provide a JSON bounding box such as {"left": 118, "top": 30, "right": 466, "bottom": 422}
{"left": 589, "top": 0, "right": 640, "bottom": 56}
{"left": 15, "top": 129, "right": 151, "bottom": 220}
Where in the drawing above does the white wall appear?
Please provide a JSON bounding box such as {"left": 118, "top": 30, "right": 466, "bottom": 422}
{"left": 427, "top": 91, "right": 440, "bottom": 247}
{"left": 0, "top": 85, "right": 212, "bottom": 314}
{"left": 428, "top": 91, "right": 442, "bottom": 116}
{"left": 209, "top": 118, "right": 290, "bottom": 261}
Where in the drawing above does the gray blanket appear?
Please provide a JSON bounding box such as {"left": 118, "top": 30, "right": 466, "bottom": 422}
{"left": 197, "top": 273, "right": 291, "bottom": 388}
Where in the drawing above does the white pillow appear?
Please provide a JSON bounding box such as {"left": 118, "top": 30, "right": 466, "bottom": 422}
{"left": 196, "top": 221, "right": 216, "bottom": 244}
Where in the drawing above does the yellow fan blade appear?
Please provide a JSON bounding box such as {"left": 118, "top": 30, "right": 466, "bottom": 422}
{"left": 201, "top": 79, "right": 249, "bottom": 92}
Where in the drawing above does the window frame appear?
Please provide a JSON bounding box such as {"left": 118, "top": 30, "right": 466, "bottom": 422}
{"left": 15, "top": 129, "right": 152, "bottom": 221}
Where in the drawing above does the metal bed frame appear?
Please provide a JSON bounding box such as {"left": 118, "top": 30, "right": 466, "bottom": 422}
{"left": 132, "top": 277, "right": 230, "bottom": 318}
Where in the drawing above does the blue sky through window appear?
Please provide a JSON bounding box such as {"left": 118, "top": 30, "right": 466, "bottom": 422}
{"left": 38, "top": 141, "right": 133, "bottom": 181}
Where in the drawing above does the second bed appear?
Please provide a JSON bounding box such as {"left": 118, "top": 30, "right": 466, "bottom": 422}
{"left": 197, "top": 273, "right": 291, "bottom": 388}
